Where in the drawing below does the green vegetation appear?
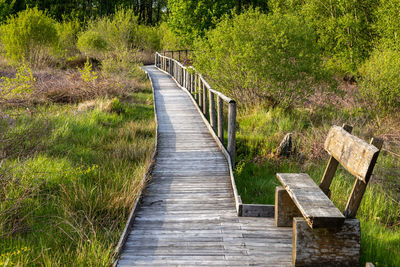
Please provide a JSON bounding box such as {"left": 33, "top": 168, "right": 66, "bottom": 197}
{"left": 0, "top": 77, "right": 155, "bottom": 265}
{"left": 1, "top": 1, "right": 400, "bottom": 266}
{"left": 194, "top": 9, "right": 333, "bottom": 106}
{"left": 0, "top": 5, "right": 158, "bottom": 265}
{"left": 0, "top": 7, "right": 58, "bottom": 66}
{"left": 359, "top": 47, "right": 400, "bottom": 111}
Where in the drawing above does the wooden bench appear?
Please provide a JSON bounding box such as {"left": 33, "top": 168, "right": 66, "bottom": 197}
{"left": 275, "top": 125, "right": 383, "bottom": 267}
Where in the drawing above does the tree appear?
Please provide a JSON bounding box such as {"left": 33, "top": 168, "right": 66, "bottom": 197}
{"left": 0, "top": 0, "right": 14, "bottom": 22}
{"left": 194, "top": 9, "right": 332, "bottom": 106}
{"left": 270, "top": 0, "right": 379, "bottom": 75}
{"left": 167, "top": 0, "right": 235, "bottom": 47}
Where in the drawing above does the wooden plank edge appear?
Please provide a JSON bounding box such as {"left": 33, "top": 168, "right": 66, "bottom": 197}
{"left": 241, "top": 204, "right": 275, "bottom": 218}
{"left": 155, "top": 64, "right": 244, "bottom": 216}
{"left": 113, "top": 67, "right": 159, "bottom": 266}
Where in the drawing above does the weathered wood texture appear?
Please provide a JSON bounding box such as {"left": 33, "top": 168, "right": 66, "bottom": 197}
{"left": 275, "top": 186, "right": 302, "bottom": 227}
{"left": 292, "top": 217, "right": 360, "bottom": 267}
{"left": 344, "top": 137, "right": 383, "bottom": 218}
{"left": 117, "top": 66, "right": 293, "bottom": 266}
{"left": 276, "top": 173, "right": 345, "bottom": 228}
{"left": 319, "top": 124, "right": 353, "bottom": 197}
{"left": 324, "top": 126, "right": 379, "bottom": 182}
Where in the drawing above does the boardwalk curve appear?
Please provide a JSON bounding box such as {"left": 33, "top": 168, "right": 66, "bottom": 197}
{"left": 116, "top": 66, "right": 292, "bottom": 266}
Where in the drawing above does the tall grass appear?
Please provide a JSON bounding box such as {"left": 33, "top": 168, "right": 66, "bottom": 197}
{"left": 0, "top": 85, "right": 155, "bottom": 265}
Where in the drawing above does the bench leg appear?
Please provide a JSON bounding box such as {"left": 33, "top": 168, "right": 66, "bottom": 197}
{"left": 292, "top": 217, "right": 360, "bottom": 267}
{"left": 275, "top": 186, "right": 302, "bottom": 227}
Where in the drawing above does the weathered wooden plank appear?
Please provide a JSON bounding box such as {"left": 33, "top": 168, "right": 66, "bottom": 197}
{"left": 241, "top": 204, "right": 274, "bottom": 218}
{"left": 276, "top": 173, "right": 345, "bottom": 228}
{"left": 324, "top": 126, "right": 379, "bottom": 182}
{"left": 117, "top": 65, "right": 292, "bottom": 267}
{"left": 275, "top": 186, "right": 302, "bottom": 227}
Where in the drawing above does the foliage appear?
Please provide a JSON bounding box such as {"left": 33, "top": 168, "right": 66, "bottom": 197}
{"left": 56, "top": 18, "right": 81, "bottom": 58}
{"left": 0, "top": 7, "right": 58, "bottom": 66}
{"left": 0, "top": 0, "right": 14, "bottom": 22}
{"left": 77, "top": 28, "right": 108, "bottom": 58}
{"left": 167, "top": 0, "right": 235, "bottom": 47}
{"left": 78, "top": 58, "right": 98, "bottom": 83}
{"left": 0, "top": 64, "right": 36, "bottom": 98}
{"left": 358, "top": 47, "right": 400, "bottom": 111}
{"left": 375, "top": 0, "right": 400, "bottom": 51}
{"left": 270, "top": 0, "right": 378, "bottom": 75}
{"left": 159, "top": 22, "right": 184, "bottom": 50}
{"left": 194, "top": 9, "right": 332, "bottom": 107}
{"left": 77, "top": 7, "right": 160, "bottom": 59}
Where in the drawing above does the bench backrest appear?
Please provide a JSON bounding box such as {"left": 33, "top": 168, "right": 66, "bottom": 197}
{"left": 319, "top": 125, "right": 383, "bottom": 218}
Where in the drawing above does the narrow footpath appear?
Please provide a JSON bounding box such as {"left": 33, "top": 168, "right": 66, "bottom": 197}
{"left": 117, "top": 65, "right": 292, "bottom": 266}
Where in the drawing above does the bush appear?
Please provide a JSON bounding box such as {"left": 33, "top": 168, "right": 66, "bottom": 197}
{"left": 77, "top": 8, "right": 140, "bottom": 59}
{"left": 0, "top": 7, "right": 58, "bottom": 66}
{"left": 358, "top": 48, "right": 400, "bottom": 111}
{"left": 270, "top": 0, "right": 378, "bottom": 75}
{"left": 194, "top": 9, "right": 332, "bottom": 106}
{"left": 159, "top": 22, "right": 184, "bottom": 50}
{"left": 77, "top": 29, "right": 108, "bottom": 58}
{"left": 374, "top": 0, "right": 400, "bottom": 51}
{"left": 0, "top": 0, "right": 14, "bottom": 22}
{"left": 0, "top": 64, "right": 36, "bottom": 99}
{"left": 56, "top": 18, "right": 81, "bottom": 58}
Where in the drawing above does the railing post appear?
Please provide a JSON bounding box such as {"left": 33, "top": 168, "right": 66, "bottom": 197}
{"left": 217, "top": 96, "right": 223, "bottom": 141}
{"left": 227, "top": 101, "right": 236, "bottom": 167}
{"left": 172, "top": 51, "right": 174, "bottom": 60}
{"left": 202, "top": 82, "right": 207, "bottom": 115}
{"left": 209, "top": 91, "right": 216, "bottom": 131}
{"left": 169, "top": 59, "right": 172, "bottom": 74}
{"left": 194, "top": 74, "right": 198, "bottom": 100}
{"left": 198, "top": 77, "right": 202, "bottom": 107}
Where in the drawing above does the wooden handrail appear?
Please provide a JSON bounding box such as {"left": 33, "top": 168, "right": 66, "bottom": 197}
{"left": 155, "top": 52, "right": 237, "bottom": 167}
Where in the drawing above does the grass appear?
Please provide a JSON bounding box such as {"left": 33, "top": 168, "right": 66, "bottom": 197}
{"left": 234, "top": 104, "right": 400, "bottom": 266}
{"left": 0, "top": 74, "right": 155, "bottom": 265}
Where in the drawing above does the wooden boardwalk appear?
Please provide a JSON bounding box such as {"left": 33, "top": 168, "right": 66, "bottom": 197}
{"left": 117, "top": 66, "right": 292, "bottom": 266}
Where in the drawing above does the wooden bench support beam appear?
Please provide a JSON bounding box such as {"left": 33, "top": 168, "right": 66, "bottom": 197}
{"left": 275, "top": 186, "right": 302, "bottom": 227}
{"left": 292, "top": 217, "right": 360, "bottom": 267}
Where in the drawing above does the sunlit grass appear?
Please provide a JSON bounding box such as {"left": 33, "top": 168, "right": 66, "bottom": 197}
{"left": 0, "top": 85, "right": 155, "bottom": 266}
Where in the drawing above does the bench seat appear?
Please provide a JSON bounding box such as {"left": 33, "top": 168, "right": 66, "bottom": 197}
{"left": 276, "top": 173, "right": 345, "bottom": 228}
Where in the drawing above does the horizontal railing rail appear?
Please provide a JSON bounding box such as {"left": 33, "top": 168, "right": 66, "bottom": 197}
{"left": 155, "top": 51, "right": 236, "bottom": 166}
{"left": 161, "top": 49, "right": 193, "bottom": 62}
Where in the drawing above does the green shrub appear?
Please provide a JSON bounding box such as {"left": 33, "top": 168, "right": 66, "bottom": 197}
{"left": 194, "top": 9, "right": 332, "bottom": 107}
{"left": 270, "top": 0, "right": 378, "bottom": 75}
{"left": 56, "top": 18, "right": 81, "bottom": 58}
{"left": 136, "top": 25, "right": 161, "bottom": 51}
{"left": 77, "top": 8, "right": 142, "bottom": 59}
{"left": 77, "top": 29, "right": 108, "bottom": 58}
{"left": 159, "top": 22, "right": 184, "bottom": 50}
{"left": 375, "top": 0, "right": 400, "bottom": 51}
{"left": 78, "top": 58, "right": 98, "bottom": 83}
{"left": 0, "top": 7, "right": 58, "bottom": 66}
{"left": 359, "top": 48, "right": 400, "bottom": 111}
{"left": 0, "top": 0, "right": 14, "bottom": 22}
{"left": 0, "top": 64, "right": 36, "bottom": 98}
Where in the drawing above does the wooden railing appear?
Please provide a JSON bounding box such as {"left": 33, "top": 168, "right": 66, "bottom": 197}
{"left": 161, "top": 49, "right": 193, "bottom": 62}
{"left": 155, "top": 51, "right": 237, "bottom": 166}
